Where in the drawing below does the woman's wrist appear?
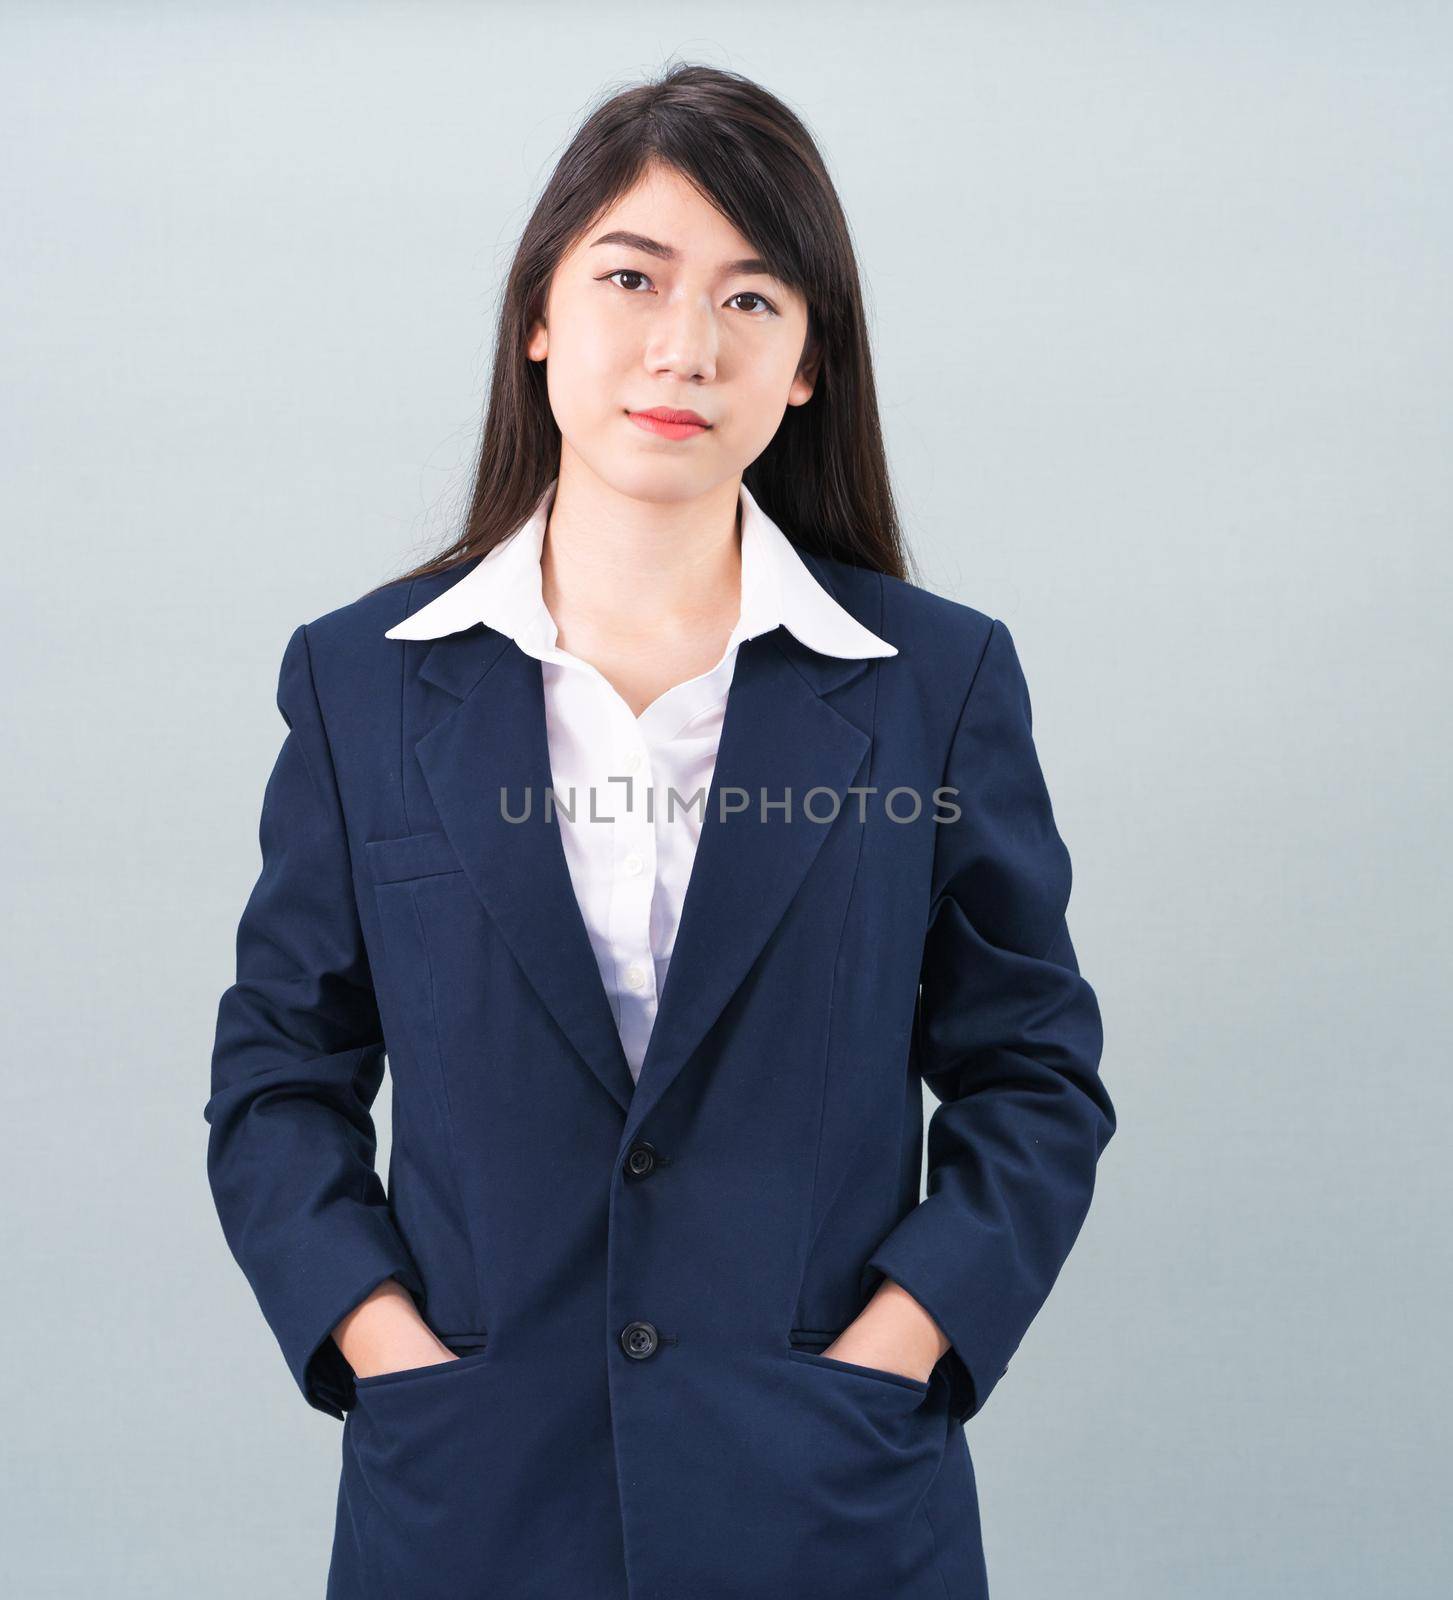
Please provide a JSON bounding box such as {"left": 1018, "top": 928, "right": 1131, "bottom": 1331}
{"left": 822, "top": 1277, "right": 951, "bottom": 1384}
{"left": 331, "top": 1277, "right": 453, "bottom": 1379}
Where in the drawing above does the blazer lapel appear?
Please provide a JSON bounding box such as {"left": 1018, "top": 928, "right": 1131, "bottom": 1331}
{"left": 620, "top": 631, "right": 872, "bottom": 1143}
{"left": 413, "top": 628, "right": 639, "bottom": 1114}
{"left": 406, "top": 619, "right": 874, "bottom": 1139}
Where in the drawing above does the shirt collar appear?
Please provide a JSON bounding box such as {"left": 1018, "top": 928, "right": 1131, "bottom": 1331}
{"left": 383, "top": 477, "right": 898, "bottom": 661}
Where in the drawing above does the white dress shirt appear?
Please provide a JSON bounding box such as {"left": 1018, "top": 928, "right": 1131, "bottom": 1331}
{"left": 385, "top": 478, "right": 897, "bottom": 1082}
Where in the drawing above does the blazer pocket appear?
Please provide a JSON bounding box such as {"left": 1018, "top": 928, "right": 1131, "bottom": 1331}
{"left": 365, "top": 829, "right": 465, "bottom": 885}
{"left": 352, "top": 1343, "right": 493, "bottom": 1392}
{"left": 787, "top": 1329, "right": 931, "bottom": 1396}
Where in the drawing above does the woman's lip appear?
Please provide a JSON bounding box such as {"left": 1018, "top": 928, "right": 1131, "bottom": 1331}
{"left": 628, "top": 411, "right": 712, "bottom": 440}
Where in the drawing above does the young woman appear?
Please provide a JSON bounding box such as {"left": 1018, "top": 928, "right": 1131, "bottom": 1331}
{"left": 205, "top": 63, "right": 1115, "bottom": 1600}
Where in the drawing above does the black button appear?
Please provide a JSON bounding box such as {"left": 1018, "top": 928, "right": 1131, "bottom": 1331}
{"left": 624, "top": 1141, "right": 657, "bottom": 1178}
{"left": 619, "top": 1320, "right": 659, "bottom": 1360}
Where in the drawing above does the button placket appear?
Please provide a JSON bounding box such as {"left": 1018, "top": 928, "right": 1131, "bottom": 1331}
{"left": 601, "top": 704, "right": 658, "bottom": 1079}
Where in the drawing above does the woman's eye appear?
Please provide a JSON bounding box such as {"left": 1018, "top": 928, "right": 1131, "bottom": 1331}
{"left": 603, "top": 272, "right": 777, "bottom": 317}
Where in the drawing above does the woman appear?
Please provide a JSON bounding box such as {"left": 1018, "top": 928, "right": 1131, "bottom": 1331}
{"left": 205, "top": 63, "right": 1115, "bottom": 1600}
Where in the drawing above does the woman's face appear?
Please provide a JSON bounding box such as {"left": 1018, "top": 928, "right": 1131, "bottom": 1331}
{"left": 527, "top": 161, "right": 818, "bottom": 505}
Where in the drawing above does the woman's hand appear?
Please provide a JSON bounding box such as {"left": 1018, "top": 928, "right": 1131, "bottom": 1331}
{"left": 821, "top": 1277, "right": 950, "bottom": 1386}
{"left": 331, "top": 1276, "right": 458, "bottom": 1381}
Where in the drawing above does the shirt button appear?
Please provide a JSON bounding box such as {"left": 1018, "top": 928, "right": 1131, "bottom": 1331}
{"left": 624, "top": 749, "right": 643, "bottom": 773}
{"left": 623, "top": 853, "right": 643, "bottom": 876}
{"left": 624, "top": 964, "right": 647, "bottom": 990}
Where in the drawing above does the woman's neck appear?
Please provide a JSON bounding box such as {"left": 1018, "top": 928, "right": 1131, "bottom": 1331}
{"left": 539, "top": 458, "right": 744, "bottom": 661}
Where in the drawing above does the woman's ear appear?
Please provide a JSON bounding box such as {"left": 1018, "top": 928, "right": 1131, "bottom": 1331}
{"left": 795, "top": 329, "right": 823, "bottom": 397}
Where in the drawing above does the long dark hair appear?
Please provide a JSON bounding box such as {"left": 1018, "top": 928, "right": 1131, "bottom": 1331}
{"left": 374, "top": 62, "right": 918, "bottom": 595}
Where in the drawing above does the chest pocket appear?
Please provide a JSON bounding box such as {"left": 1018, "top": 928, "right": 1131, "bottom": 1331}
{"left": 365, "top": 829, "right": 466, "bottom": 885}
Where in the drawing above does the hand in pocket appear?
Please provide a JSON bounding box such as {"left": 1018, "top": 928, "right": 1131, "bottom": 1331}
{"left": 355, "top": 1345, "right": 460, "bottom": 1383}
{"left": 332, "top": 1277, "right": 459, "bottom": 1381}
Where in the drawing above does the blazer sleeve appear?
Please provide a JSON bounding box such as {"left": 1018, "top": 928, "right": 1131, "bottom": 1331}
{"left": 863, "top": 617, "right": 1116, "bottom": 1425}
{"left": 203, "top": 621, "right": 424, "bottom": 1420}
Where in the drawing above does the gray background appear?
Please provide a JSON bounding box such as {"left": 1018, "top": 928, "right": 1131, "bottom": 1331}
{"left": 4, "top": 3, "right": 1448, "bottom": 1595}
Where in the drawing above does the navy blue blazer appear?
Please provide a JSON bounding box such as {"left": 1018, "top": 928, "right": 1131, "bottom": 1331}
{"left": 205, "top": 546, "right": 1115, "bottom": 1600}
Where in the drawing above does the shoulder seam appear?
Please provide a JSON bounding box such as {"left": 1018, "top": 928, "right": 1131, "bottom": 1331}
{"left": 954, "top": 615, "right": 1000, "bottom": 733}
{"left": 298, "top": 620, "right": 360, "bottom": 886}
{"left": 933, "top": 615, "right": 1000, "bottom": 802}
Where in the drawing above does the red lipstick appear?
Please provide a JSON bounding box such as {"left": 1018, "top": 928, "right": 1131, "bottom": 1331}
{"left": 628, "top": 406, "right": 712, "bottom": 440}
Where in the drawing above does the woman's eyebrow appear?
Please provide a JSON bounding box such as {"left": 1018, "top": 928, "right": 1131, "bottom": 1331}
{"left": 589, "top": 228, "right": 774, "bottom": 278}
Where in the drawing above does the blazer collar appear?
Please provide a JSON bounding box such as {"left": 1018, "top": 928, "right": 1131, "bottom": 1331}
{"left": 383, "top": 476, "right": 898, "bottom": 662}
